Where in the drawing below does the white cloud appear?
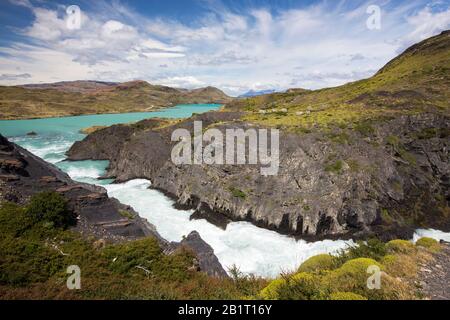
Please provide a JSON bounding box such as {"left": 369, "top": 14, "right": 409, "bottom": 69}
{"left": 0, "top": 73, "right": 31, "bottom": 80}
{"left": 7, "top": 0, "right": 32, "bottom": 9}
{"left": 155, "top": 76, "right": 205, "bottom": 89}
{"left": 400, "top": 7, "right": 450, "bottom": 50}
{"left": 1, "top": 0, "right": 449, "bottom": 95}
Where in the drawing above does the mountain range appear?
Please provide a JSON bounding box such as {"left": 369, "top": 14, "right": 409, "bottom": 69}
{"left": 0, "top": 80, "right": 232, "bottom": 120}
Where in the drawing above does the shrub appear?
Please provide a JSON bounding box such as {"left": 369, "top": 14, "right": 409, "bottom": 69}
{"left": 298, "top": 254, "right": 337, "bottom": 273}
{"left": 260, "top": 278, "right": 286, "bottom": 300}
{"left": 102, "top": 237, "right": 164, "bottom": 275}
{"left": 325, "top": 258, "right": 382, "bottom": 298}
{"left": 382, "top": 254, "right": 417, "bottom": 280}
{"left": 0, "top": 235, "right": 65, "bottom": 286}
{"left": 415, "top": 237, "right": 440, "bottom": 252}
{"left": 102, "top": 238, "right": 196, "bottom": 282}
{"left": 354, "top": 122, "right": 375, "bottom": 137}
{"left": 330, "top": 292, "right": 367, "bottom": 300}
{"left": 26, "top": 192, "right": 76, "bottom": 229}
{"left": 337, "top": 239, "right": 387, "bottom": 263}
{"left": 415, "top": 237, "right": 438, "bottom": 248}
{"left": 386, "top": 240, "right": 416, "bottom": 254}
{"left": 119, "top": 210, "right": 134, "bottom": 219}
{"left": 276, "top": 272, "right": 325, "bottom": 300}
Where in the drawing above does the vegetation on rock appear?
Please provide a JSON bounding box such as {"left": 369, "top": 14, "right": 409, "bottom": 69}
{"left": 259, "top": 238, "right": 440, "bottom": 300}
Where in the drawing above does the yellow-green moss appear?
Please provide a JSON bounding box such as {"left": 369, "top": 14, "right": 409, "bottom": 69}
{"left": 416, "top": 237, "right": 440, "bottom": 252}
{"left": 330, "top": 292, "right": 368, "bottom": 300}
{"left": 325, "top": 258, "right": 383, "bottom": 298}
{"left": 259, "top": 278, "right": 286, "bottom": 300}
{"left": 298, "top": 254, "right": 336, "bottom": 273}
{"left": 386, "top": 240, "right": 416, "bottom": 254}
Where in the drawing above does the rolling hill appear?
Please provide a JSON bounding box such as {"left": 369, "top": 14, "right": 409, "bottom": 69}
{"left": 0, "top": 80, "right": 232, "bottom": 120}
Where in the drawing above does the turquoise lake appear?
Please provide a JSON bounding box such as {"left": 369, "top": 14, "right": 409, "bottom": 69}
{"left": 0, "top": 104, "right": 221, "bottom": 184}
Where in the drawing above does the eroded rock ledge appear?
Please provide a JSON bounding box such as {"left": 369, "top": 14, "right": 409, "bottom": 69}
{"left": 67, "top": 111, "right": 450, "bottom": 241}
{"left": 0, "top": 134, "right": 227, "bottom": 277}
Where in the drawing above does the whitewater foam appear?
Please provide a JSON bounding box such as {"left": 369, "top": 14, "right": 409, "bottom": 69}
{"left": 413, "top": 229, "right": 450, "bottom": 243}
{"left": 105, "top": 179, "right": 354, "bottom": 277}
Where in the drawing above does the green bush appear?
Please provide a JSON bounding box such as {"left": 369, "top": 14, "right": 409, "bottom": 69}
{"left": 0, "top": 234, "right": 65, "bottom": 285}
{"left": 26, "top": 192, "right": 76, "bottom": 229}
{"left": 276, "top": 272, "right": 325, "bottom": 300}
{"left": 0, "top": 203, "right": 34, "bottom": 237}
{"left": 260, "top": 278, "right": 286, "bottom": 300}
{"left": 337, "top": 239, "right": 387, "bottom": 262}
{"left": 415, "top": 237, "right": 440, "bottom": 252}
{"left": 415, "top": 237, "right": 438, "bottom": 248}
{"left": 298, "top": 254, "right": 337, "bottom": 273}
{"left": 102, "top": 238, "right": 195, "bottom": 282}
{"left": 330, "top": 292, "right": 367, "bottom": 300}
{"left": 0, "top": 199, "right": 267, "bottom": 299}
{"left": 325, "top": 258, "right": 382, "bottom": 298}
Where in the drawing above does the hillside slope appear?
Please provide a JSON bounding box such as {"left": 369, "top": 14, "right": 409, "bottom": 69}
{"left": 0, "top": 80, "right": 232, "bottom": 120}
{"left": 228, "top": 30, "right": 449, "bottom": 129}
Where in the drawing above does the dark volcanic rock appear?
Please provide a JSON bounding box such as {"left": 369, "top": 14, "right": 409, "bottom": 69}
{"left": 0, "top": 134, "right": 161, "bottom": 242}
{"left": 67, "top": 111, "right": 450, "bottom": 241}
{"left": 172, "top": 231, "right": 228, "bottom": 277}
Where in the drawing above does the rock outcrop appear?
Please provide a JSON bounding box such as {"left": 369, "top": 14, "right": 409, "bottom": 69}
{"left": 0, "top": 134, "right": 228, "bottom": 277}
{"left": 66, "top": 110, "right": 450, "bottom": 241}
{"left": 0, "top": 134, "right": 159, "bottom": 242}
{"left": 172, "top": 231, "right": 228, "bottom": 278}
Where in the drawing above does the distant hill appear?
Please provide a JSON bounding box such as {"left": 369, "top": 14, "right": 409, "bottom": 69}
{"left": 238, "top": 89, "right": 277, "bottom": 98}
{"left": 0, "top": 80, "right": 232, "bottom": 120}
{"left": 19, "top": 80, "right": 119, "bottom": 93}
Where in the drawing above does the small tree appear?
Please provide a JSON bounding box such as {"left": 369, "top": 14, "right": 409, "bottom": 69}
{"left": 26, "top": 192, "right": 76, "bottom": 229}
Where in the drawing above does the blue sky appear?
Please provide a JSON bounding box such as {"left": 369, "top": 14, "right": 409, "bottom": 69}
{"left": 0, "top": 0, "right": 449, "bottom": 95}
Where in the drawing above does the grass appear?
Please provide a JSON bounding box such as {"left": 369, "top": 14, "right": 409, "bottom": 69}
{"left": 0, "top": 81, "right": 230, "bottom": 120}
{"left": 118, "top": 210, "right": 135, "bottom": 220}
{"left": 325, "top": 160, "right": 344, "bottom": 174}
{"left": 228, "top": 187, "right": 247, "bottom": 199}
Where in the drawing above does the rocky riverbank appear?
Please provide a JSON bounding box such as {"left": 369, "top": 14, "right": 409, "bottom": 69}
{"left": 0, "top": 134, "right": 227, "bottom": 277}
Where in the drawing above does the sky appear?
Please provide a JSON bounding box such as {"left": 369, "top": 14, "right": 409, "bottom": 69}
{"left": 0, "top": 0, "right": 449, "bottom": 96}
